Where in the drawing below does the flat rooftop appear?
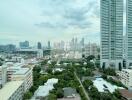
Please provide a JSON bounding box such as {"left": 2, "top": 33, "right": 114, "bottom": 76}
{"left": 13, "top": 68, "right": 29, "bottom": 75}
{"left": 93, "top": 78, "right": 124, "bottom": 93}
{"left": 0, "top": 81, "right": 24, "bottom": 100}
{"left": 32, "top": 78, "right": 58, "bottom": 99}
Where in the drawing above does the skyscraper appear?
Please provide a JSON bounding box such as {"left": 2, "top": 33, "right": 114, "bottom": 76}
{"left": 126, "top": 0, "right": 132, "bottom": 67}
{"left": 37, "top": 42, "right": 42, "bottom": 49}
{"left": 48, "top": 41, "right": 51, "bottom": 49}
{"left": 100, "top": 0, "right": 123, "bottom": 69}
{"left": 80, "top": 38, "right": 85, "bottom": 48}
{"left": 19, "top": 41, "right": 29, "bottom": 49}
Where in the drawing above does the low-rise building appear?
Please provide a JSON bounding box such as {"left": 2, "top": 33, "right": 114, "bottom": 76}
{"left": 119, "top": 89, "right": 132, "bottom": 100}
{"left": 63, "top": 87, "right": 77, "bottom": 98}
{"left": 58, "top": 87, "right": 81, "bottom": 100}
{"left": 32, "top": 78, "right": 58, "bottom": 100}
{"left": 119, "top": 69, "right": 132, "bottom": 88}
{"left": 0, "top": 81, "right": 24, "bottom": 100}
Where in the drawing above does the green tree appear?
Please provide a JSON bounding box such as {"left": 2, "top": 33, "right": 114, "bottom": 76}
{"left": 103, "top": 68, "right": 116, "bottom": 76}
{"left": 113, "top": 89, "right": 121, "bottom": 99}
{"left": 76, "top": 86, "right": 87, "bottom": 100}
{"left": 56, "top": 88, "right": 64, "bottom": 98}
{"left": 100, "top": 93, "right": 112, "bottom": 100}
{"left": 33, "top": 66, "right": 41, "bottom": 73}
{"left": 41, "top": 60, "right": 47, "bottom": 65}
{"left": 29, "top": 86, "right": 37, "bottom": 93}
{"left": 47, "top": 93, "right": 57, "bottom": 100}
{"left": 39, "top": 75, "right": 49, "bottom": 83}
{"left": 102, "top": 74, "right": 107, "bottom": 80}
{"left": 84, "top": 69, "right": 94, "bottom": 76}
{"left": 46, "top": 67, "right": 52, "bottom": 74}
{"left": 51, "top": 61, "right": 57, "bottom": 67}
{"left": 23, "top": 91, "right": 32, "bottom": 100}
{"left": 83, "top": 79, "right": 93, "bottom": 90}
{"left": 86, "top": 55, "right": 95, "bottom": 62}
{"left": 89, "top": 86, "right": 100, "bottom": 99}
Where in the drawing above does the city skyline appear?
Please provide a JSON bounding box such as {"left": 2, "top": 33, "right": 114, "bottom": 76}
{"left": 0, "top": 0, "right": 100, "bottom": 45}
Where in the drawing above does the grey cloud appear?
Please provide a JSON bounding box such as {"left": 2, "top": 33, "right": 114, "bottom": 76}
{"left": 68, "top": 20, "right": 92, "bottom": 29}
{"left": 36, "top": 0, "right": 99, "bottom": 29}
{"left": 35, "top": 22, "right": 68, "bottom": 29}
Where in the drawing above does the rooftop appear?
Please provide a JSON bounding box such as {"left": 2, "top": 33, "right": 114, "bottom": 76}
{"left": 58, "top": 94, "right": 81, "bottom": 100}
{"left": 119, "top": 89, "right": 132, "bottom": 99}
{"left": 32, "top": 78, "right": 58, "bottom": 99}
{"left": 63, "top": 87, "right": 77, "bottom": 98}
{"left": 13, "top": 68, "right": 29, "bottom": 75}
{"left": 93, "top": 78, "right": 124, "bottom": 93}
{"left": 0, "top": 81, "right": 24, "bottom": 100}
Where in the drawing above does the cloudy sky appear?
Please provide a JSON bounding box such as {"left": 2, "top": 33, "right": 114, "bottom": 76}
{"left": 0, "top": 0, "right": 100, "bottom": 46}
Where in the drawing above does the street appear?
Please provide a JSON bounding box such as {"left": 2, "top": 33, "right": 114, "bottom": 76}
{"left": 74, "top": 72, "right": 90, "bottom": 100}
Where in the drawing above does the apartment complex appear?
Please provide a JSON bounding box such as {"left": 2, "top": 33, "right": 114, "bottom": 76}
{"left": 0, "top": 81, "right": 24, "bottom": 100}
{"left": 11, "top": 67, "right": 33, "bottom": 92}
{"left": 0, "top": 66, "right": 7, "bottom": 88}
{"left": 119, "top": 69, "right": 132, "bottom": 88}
{"left": 100, "top": 0, "right": 123, "bottom": 69}
{"left": 0, "top": 62, "right": 33, "bottom": 92}
{"left": 126, "top": 0, "right": 132, "bottom": 67}
{"left": 84, "top": 43, "right": 99, "bottom": 58}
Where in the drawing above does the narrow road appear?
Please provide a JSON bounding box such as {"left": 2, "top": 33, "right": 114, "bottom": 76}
{"left": 74, "top": 72, "right": 90, "bottom": 100}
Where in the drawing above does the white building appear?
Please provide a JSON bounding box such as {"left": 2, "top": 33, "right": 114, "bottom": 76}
{"left": 0, "top": 62, "right": 33, "bottom": 92}
{"left": 37, "top": 49, "right": 43, "bottom": 58}
{"left": 126, "top": 0, "right": 132, "bottom": 67}
{"left": 93, "top": 78, "right": 124, "bottom": 93}
{"left": 0, "top": 66, "right": 7, "bottom": 88}
{"left": 11, "top": 68, "right": 33, "bottom": 92}
{"left": 12, "top": 57, "right": 25, "bottom": 63}
{"left": 84, "top": 43, "right": 99, "bottom": 58}
{"left": 0, "top": 81, "right": 24, "bottom": 100}
{"left": 100, "top": 0, "right": 123, "bottom": 69}
{"left": 32, "top": 78, "right": 58, "bottom": 100}
{"left": 119, "top": 69, "right": 132, "bottom": 88}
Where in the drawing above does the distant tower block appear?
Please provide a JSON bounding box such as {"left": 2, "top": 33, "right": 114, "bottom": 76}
{"left": 37, "top": 50, "right": 43, "bottom": 58}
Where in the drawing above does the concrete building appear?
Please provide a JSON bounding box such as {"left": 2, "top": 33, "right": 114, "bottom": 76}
{"left": 119, "top": 69, "right": 132, "bottom": 88}
{"left": 11, "top": 68, "right": 33, "bottom": 92}
{"left": 84, "top": 43, "right": 99, "bottom": 58}
{"left": 119, "top": 89, "right": 132, "bottom": 100}
{"left": 0, "top": 81, "right": 24, "bottom": 100}
{"left": 100, "top": 0, "right": 123, "bottom": 69}
{"left": 0, "top": 66, "right": 7, "bottom": 88}
{"left": 37, "top": 42, "right": 42, "bottom": 49}
{"left": 126, "top": 0, "right": 132, "bottom": 67}
{"left": 0, "top": 44, "right": 16, "bottom": 53}
{"left": 11, "top": 57, "right": 25, "bottom": 63}
{"left": 37, "top": 50, "right": 43, "bottom": 58}
{"left": 48, "top": 41, "right": 51, "bottom": 49}
{"left": 0, "top": 62, "right": 33, "bottom": 92}
{"left": 32, "top": 78, "right": 58, "bottom": 100}
{"left": 19, "top": 41, "right": 29, "bottom": 49}
{"left": 123, "top": 35, "right": 127, "bottom": 59}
